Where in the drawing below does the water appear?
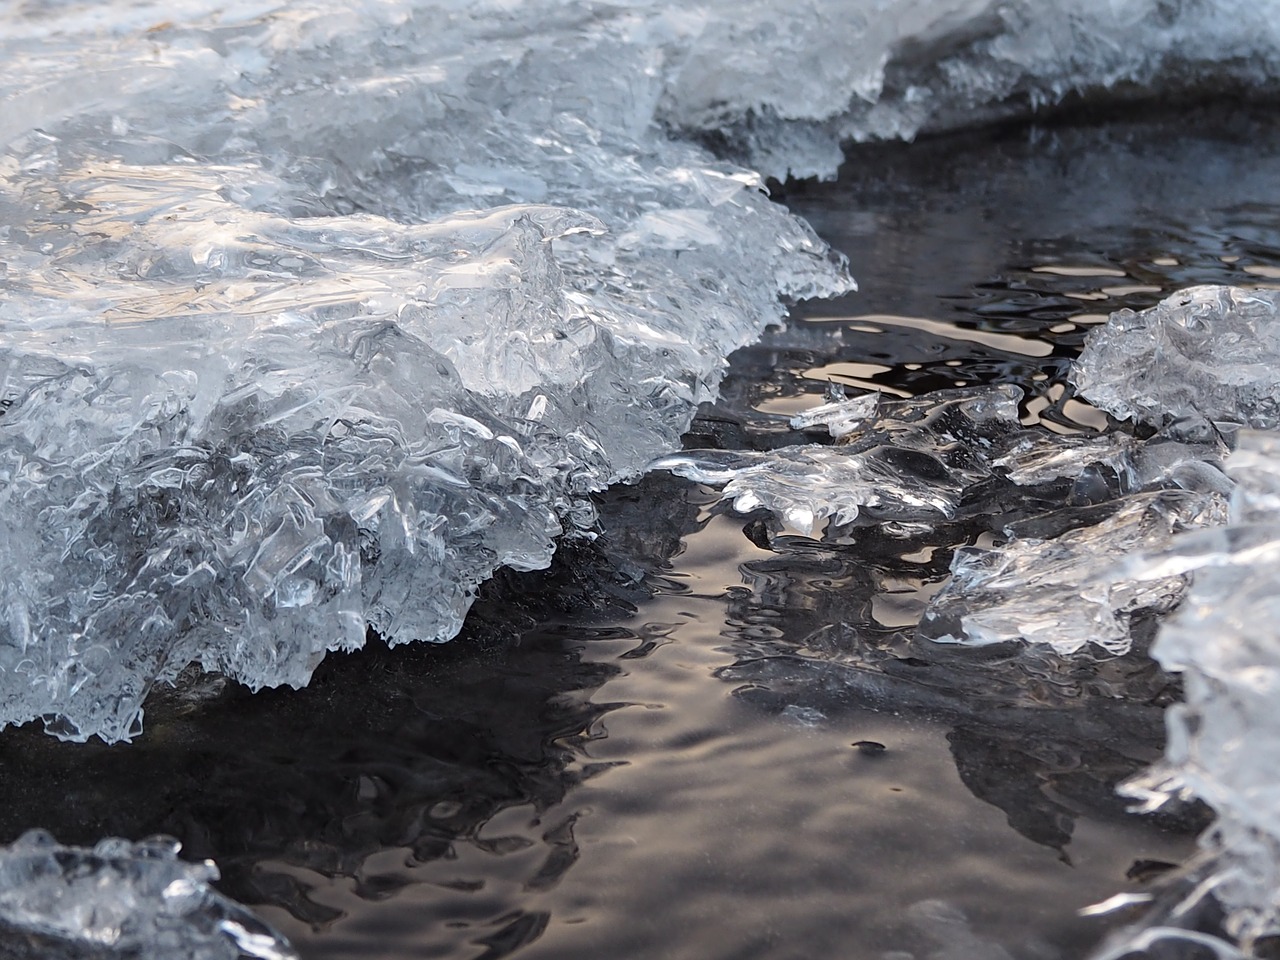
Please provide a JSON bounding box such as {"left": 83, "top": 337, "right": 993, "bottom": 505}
{"left": 6, "top": 103, "right": 1279, "bottom": 959}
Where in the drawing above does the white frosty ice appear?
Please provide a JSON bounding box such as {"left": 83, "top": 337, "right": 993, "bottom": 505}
{"left": 0, "top": 830, "right": 295, "bottom": 960}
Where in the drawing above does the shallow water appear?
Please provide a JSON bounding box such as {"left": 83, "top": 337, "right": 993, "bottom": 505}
{"left": 8, "top": 106, "right": 1280, "bottom": 959}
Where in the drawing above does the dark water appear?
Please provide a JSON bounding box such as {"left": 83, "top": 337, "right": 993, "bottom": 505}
{"left": 6, "top": 105, "right": 1280, "bottom": 959}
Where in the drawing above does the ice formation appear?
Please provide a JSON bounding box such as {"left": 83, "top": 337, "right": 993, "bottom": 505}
{"left": 921, "top": 490, "right": 1227, "bottom": 655}
{"left": 1101, "top": 434, "right": 1280, "bottom": 951}
{"left": 917, "top": 285, "right": 1280, "bottom": 656}
{"left": 0, "top": 830, "right": 294, "bottom": 960}
{"left": 653, "top": 384, "right": 1211, "bottom": 542}
{"left": 1074, "top": 286, "right": 1280, "bottom": 433}
{"left": 2, "top": 0, "right": 867, "bottom": 742}
{"left": 654, "top": 386, "right": 1028, "bottom": 534}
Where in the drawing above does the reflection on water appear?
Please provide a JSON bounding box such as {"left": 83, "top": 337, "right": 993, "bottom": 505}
{"left": 6, "top": 106, "right": 1280, "bottom": 958}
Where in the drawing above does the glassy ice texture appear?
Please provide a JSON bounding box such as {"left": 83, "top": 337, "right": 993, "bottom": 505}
{"left": 922, "top": 490, "right": 1227, "bottom": 655}
{"left": 1074, "top": 286, "right": 1280, "bottom": 432}
{"left": 0, "top": 0, "right": 864, "bottom": 741}
{"left": 655, "top": 387, "right": 1027, "bottom": 534}
{"left": 1109, "top": 433, "right": 1280, "bottom": 951}
{"left": 654, "top": 384, "right": 1196, "bottom": 540}
{"left": 0, "top": 830, "right": 294, "bottom": 960}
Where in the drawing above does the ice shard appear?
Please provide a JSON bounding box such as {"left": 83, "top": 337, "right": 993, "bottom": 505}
{"left": 920, "top": 490, "right": 1227, "bottom": 655}
{"left": 653, "top": 387, "right": 1027, "bottom": 534}
{"left": 0, "top": 830, "right": 294, "bottom": 960}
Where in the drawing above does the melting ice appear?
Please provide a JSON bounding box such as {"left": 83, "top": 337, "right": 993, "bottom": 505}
{"left": 3, "top": 0, "right": 1279, "bottom": 743}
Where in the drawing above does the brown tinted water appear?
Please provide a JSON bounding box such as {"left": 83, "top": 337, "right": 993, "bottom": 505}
{"left": 4, "top": 105, "right": 1280, "bottom": 960}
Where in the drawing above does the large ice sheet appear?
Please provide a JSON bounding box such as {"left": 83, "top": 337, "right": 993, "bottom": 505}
{"left": 0, "top": 830, "right": 294, "bottom": 960}
{"left": 0, "top": 0, "right": 860, "bottom": 741}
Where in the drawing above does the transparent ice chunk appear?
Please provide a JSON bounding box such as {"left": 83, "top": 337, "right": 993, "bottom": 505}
{"left": 0, "top": 830, "right": 294, "bottom": 960}
{"left": 1117, "top": 432, "right": 1280, "bottom": 950}
{"left": 919, "top": 489, "right": 1227, "bottom": 655}
{"left": 654, "top": 385, "right": 1191, "bottom": 541}
{"left": 1073, "top": 286, "right": 1280, "bottom": 432}
{"left": 654, "top": 386, "right": 1028, "bottom": 534}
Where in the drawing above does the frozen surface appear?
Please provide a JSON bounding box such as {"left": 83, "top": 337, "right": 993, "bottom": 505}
{"left": 0, "top": 830, "right": 294, "bottom": 960}
{"left": 1074, "top": 286, "right": 1280, "bottom": 432}
{"left": 0, "top": 0, "right": 861, "bottom": 741}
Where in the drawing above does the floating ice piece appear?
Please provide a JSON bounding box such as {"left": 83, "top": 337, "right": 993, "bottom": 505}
{"left": 654, "top": 386, "right": 1028, "bottom": 534}
{"left": 993, "top": 432, "right": 1142, "bottom": 486}
{"left": 1073, "top": 286, "right": 1280, "bottom": 431}
{"left": 655, "top": 385, "right": 1190, "bottom": 538}
{"left": 1119, "top": 432, "right": 1280, "bottom": 949}
{"left": 0, "top": 830, "right": 294, "bottom": 960}
{"left": 655, "top": 445, "right": 967, "bottom": 535}
{"left": 920, "top": 490, "right": 1227, "bottom": 655}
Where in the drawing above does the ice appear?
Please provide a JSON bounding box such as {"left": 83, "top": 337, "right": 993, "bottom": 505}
{"left": 653, "top": 385, "right": 1185, "bottom": 539}
{"left": 1114, "top": 431, "right": 1280, "bottom": 950}
{"left": 653, "top": 386, "right": 1028, "bottom": 534}
{"left": 0, "top": 1, "right": 1274, "bottom": 744}
{"left": 0, "top": 0, "right": 1275, "bottom": 754}
{"left": 659, "top": 0, "right": 1280, "bottom": 179}
{"left": 1073, "top": 286, "right": 1280, "bottom": 432}
{"left": 917, "top": 285, "right": 1280, "bottom": 655}
{"left": 0, "top": 830, "right": 294, "bottom": 960}
{"left": 0, "top": 0, "right": 866, "bottom": 741}
{"left": 920, "top": 490, "right": 1227, "bottom": 655}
